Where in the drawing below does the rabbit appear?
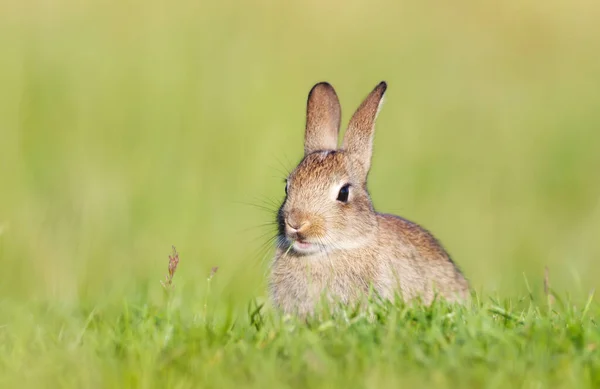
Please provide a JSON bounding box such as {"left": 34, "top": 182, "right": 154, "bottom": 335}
{"left": 269, "top": 81, "right": 469, "bottom": 317}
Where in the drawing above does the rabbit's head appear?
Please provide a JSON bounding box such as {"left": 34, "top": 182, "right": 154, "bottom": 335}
{"left": 277, "top": 82, "right": 387, "bottom": 255}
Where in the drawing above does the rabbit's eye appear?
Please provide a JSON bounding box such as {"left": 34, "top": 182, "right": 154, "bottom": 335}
{"left": 337, "top": 184, "right": 350, "bottom": 202}
{"left": 285, "top": 181, "right": 288, "bottom": 195}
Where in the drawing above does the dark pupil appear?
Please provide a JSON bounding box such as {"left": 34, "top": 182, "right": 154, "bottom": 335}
{"left": 337, "top": 184, "right": 350, "bottom": 202}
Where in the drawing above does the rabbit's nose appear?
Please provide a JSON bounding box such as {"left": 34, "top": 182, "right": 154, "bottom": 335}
{"left": 286, "top": 220, "right": 310, "bottom": 233}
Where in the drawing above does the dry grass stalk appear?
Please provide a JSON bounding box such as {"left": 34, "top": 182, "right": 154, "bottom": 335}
{"left": 161, "top": 245, "right": 180, "bottom": 290}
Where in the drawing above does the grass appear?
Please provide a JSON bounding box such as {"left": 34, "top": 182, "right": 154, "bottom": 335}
{"left": 1, "top": 0, "right": 600, "bottom": 387}
{"left": 1, "top": 271, "right": 598, "bottom": 388}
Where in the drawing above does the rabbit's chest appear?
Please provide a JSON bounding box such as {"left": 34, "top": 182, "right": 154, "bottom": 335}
{"left": 270, "top": 253, "right": 378, "bottom": 314}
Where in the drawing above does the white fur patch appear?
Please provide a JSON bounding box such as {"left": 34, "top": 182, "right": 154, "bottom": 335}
{"left": 375, "top": 94, "right": 386, "bottom": 120}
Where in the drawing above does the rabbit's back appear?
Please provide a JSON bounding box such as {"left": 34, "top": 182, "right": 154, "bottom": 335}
{"left": 376, "top": 213, "right": 469, "bottom": 303}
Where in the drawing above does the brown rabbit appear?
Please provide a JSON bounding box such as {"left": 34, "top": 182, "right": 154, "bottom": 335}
{"left": 269, "top": 81, "right": 469, "bottom": 317}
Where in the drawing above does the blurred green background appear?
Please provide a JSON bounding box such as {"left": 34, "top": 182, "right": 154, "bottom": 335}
{"left": 1, "top": 0, "right": 599, "bottom": 307}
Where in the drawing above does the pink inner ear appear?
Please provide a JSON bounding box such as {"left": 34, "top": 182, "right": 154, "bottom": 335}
{"left": 304, "top": 82, "right": 341, "bottom": 155}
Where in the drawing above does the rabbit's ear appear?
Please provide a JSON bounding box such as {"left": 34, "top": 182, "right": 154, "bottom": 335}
{"left": 304, "top": 82, "right": 341, "bottom": 155}
{"left": 342, "top": 81, "right": 387, "bottom": 177}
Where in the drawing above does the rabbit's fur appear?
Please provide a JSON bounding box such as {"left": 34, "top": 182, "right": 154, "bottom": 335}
{"left": 270, "top": 82, "right": 469, "bottom": 316}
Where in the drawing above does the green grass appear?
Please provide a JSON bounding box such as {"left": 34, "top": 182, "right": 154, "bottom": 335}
{"left": 1, "top": 0, "right": 600, "bottom": 387}
{"left": 1, "top": 285, "right": 598, "bottom": 388}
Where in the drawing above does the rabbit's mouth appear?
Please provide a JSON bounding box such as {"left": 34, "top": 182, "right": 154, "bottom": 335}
{"left": 290, "top": 239, "right": 322, "bottom": 255}
{"left": 294, "top": 240, "right": 313, "bottom": 251}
